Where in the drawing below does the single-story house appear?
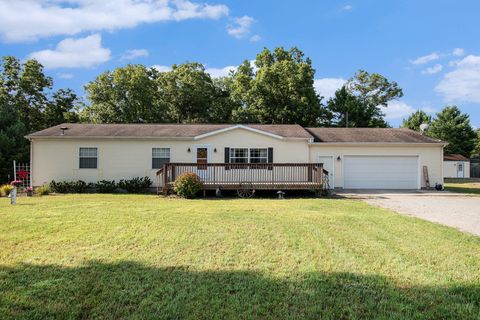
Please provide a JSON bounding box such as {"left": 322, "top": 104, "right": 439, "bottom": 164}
{"left": 26, "top": 124, "right": 446, "bottom": 191}
{"left": 443, "top": 154, "right": 470, "bottom": 178}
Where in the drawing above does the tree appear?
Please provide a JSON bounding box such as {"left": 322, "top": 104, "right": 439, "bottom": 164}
{"left": 402, "top": 110, "right": 432, "bottom": 131}
{"left": 325, "top": 70, "right": 403, "bottom": 128}
{"left": 229, "top": 47, "right": 325, "bottom": 126}
{"left": 326, "top": 86, "right": 388, "bottom": 128}
{"left": 157, "top": 63, "right": 216, "bottom": 123}
{"left": 0, "top": 56, "right": 79, "bottom": 183}
{"left": 85, "top": 64, "right": 164, "bottom": 123}
{"left": 43, "top": 89, "right": 80, "bottom": 127}
{"left": 208, "top": 77, "right": 240, "bottom": 123}
{"left": 0, "top": 56, "right": 52, "bottom": 182}
{"left": 429, "top": 106, "right": 476, "bottom": 157}
{"left": 470, "top": 129, "right": 480, "bottom": 158}
{"left": 346, "top": 70, "right": 403, "bottom": 107}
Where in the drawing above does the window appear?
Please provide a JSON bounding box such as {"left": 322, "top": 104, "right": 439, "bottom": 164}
{"left": 152, "top": 148, "right": 170, "bottom": 169}
{"left": 249, "top": 148, "right": 268, "bottom": 163}
{"left": 229, "top": 148, "right": 269, "bottom": 164}
{"left": 229, "top": 148, "right": 248, "bottom": 163}
{"left": 79, "top": 147, "right": 97, "bottom": 169}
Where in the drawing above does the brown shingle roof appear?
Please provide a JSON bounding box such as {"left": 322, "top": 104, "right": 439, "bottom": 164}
{"left": 27, "top": 123, "right": 313, "bottom": 139}
{"left": 444, "top": 154, "right": 469, "bottom": 161}
{"left": 305, "top": 127, "right": 444, "bottom": 143}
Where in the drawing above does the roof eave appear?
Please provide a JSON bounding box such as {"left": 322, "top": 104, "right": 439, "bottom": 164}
{"left": 308, "top": 141, "right": 447, "bottom": 146}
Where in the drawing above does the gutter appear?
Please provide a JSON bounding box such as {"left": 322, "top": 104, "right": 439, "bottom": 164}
{"left": 308, "top": 142, "right": 447, "bottom": 146}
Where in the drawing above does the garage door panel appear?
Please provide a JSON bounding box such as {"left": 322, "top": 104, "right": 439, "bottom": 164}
{"left": 344, "top": 156, "right": 418, "bottom": 189}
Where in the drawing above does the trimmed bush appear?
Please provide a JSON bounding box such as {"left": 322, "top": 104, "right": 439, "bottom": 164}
{"left": 118, "top": 177, "right": 152, "bottom": 193}
{"left": 173, "top": 172, "right": 203, "bottom": 198}
{"left": 95, "top": 180, "right": 117, "bottom": 193}
{"left": 50, "top": 180, "right": 88, "bottom": 193}
{"left": 35, "top": 184, "right": 50, "bottom": 196}
{"left": 0, "top": 184, "right": 14, "bottom": 197}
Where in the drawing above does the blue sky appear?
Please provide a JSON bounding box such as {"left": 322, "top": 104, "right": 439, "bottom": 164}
{"left": 1, "top": 0, "right": 479, "bottom": 127}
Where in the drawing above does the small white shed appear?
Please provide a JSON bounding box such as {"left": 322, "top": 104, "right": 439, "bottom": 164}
{"left": 444, "top": 154, "right": 470, "bottom": 178}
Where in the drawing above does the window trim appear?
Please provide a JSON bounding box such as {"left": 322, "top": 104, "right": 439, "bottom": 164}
{"left": 229, "top": 148, "right": 249, "bottom": 164}
{"left": 249, "top": 148, "right": 268, "bottom": 164}
{"left": 79, "top": 147, "right": 98, "bottom": 169}
{"left": 229, "top": 147, "right": 269, "bottom": 165}
{"left": 152, "top": 147, "right": 171, "bottom": 169}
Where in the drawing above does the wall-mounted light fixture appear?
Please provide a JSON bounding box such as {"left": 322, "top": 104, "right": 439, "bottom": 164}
{"left": 214, "top": 148, "right": 217, "bottom": 153}
{"left": 187, "top": 148, "right": 191, "bottom": 153}
{"left": 337, "top": 156, "right": 341, "bottom": 161}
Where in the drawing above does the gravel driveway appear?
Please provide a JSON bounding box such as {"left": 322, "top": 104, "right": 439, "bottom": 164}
{"left": 339, "top": 190, "right": 480, "bottom": 236}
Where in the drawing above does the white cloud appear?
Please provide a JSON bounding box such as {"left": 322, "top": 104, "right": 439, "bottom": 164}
{"left": 249, "top": 34, "right": 261, "bottom": 42}
{"left": 342, "top": 4, "right": 353, "bottom": 10}
{"left": 121, "top": 49, "right": 149, "bottom": 61}
{"left": 452, "top": 48, "right": 465, "bottom": 57}
{"left": 421, "top": 106, "right": 437, "bottom": 113}
{"left": 227, "top": 16, "right": 254, "bottom": 39}
{"left": 381, "top": 102, "right": 437, "bottom": 120}
{"left": 29, "top": 34, "right": 111, "bottom": 69}
{"left": 313, "top": 78, "right": 347, "bottom": 100}
{"left": 0, "top": 0, "right": 229, "bottom": 42}
{"left": 421, "top": 64, "right": 443, "bottom": 75}
{"left": 435, "top": 54, "right": 480, "bottom": 103}
{"left": 152, "top": 64, "right": 236, "bottom": 78}
{"left": 152, "top": 65, "right": 172, "bottom": 72}
{"left": 410, "top": 52, "right": 440, "bottom": 65}
{"left": 58, "top": 73, "right": 74, "bottom": 79}
{"left": 381, "top": 101, "right": 415, "bottom": 120}
{"left": 206, "top": 65, "right": 237, "bottom": 77}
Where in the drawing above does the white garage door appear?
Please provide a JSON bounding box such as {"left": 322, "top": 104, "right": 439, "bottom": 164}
{"left": 344, "top": 155, "right": 419, "bottom": 189}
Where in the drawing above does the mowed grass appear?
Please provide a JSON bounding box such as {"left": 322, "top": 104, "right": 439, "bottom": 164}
{"left": 1, "top": 195, "right": 479, "bottom": 319}
{"left": 445, "top": 179, "right": 480, "bottom": 195}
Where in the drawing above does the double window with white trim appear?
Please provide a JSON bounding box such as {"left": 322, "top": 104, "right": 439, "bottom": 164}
{"left": 229, "top": 148, "right": 268, "bottom": 164}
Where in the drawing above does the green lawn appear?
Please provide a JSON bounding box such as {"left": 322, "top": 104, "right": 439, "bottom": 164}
{"left": 1, "top": 195, "right": 479, "bottom": 319}
{"left": 445, "top": 179, "right": 480, "bottom": 195}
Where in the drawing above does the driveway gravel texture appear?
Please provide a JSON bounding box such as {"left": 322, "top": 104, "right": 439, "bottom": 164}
{"left": 339, "top": 190, "right": 480, "bottom": 236}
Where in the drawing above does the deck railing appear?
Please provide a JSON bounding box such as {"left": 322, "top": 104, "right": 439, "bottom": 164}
{"left": 156, "top": 163, "right": 327, "bottom": 193}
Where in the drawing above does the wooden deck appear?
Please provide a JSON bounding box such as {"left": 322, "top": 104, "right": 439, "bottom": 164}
{"left": 156, "top": 163, "right": 327, "bottom": 194}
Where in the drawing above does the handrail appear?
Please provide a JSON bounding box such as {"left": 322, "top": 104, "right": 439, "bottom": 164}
{"left": 157, "top": 163, "right": 324, "bottom": 191}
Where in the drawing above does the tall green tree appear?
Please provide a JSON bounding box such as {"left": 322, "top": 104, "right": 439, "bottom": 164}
{"left": 208, "top": 77, "right": 240, "bottom": 123}
{"left": 43, "top": 89, "right": 80, "bottom": 127}
{"left": 229, "top": 47, "right": 325, "bottom": 126}
{"left": 1, "top": 56, "right": 52, "bottom": 132}
{"left": 326, "top": 86, "right": 388, "bottom": 127}
{"left": 429, "top": 106, "right": 476, "bottom": 156}
{"left": 472, "top": 129, "right": 480, "bottom": 158}
{"left": 0, "top": 56, "right": 79, "bottom": 182}
{"left": 346, "top": 70, "right": 403, "bottom": 107}
{"left": 157, "top": 63, "right": 217, "bottom": 123}
{"left": 402, "top": 110, "right": 432, "bottom": 131}
{"left": 326, "top": 70, "right": 403, "bottom": 128}
{"left": 85, "top": 64, "right": 164, "bottom": 123}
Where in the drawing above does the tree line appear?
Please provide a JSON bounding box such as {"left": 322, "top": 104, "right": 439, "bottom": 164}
{"left": 1, "top": 47, "right": 479, "bottom": 182}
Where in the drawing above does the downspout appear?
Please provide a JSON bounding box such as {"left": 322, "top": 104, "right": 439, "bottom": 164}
{"left": 29, "top": 138, "right": 33, "bottom": 188}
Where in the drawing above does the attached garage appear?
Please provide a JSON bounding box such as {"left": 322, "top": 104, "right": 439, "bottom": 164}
{"left": 343, "top": 155, "right": 419, "bottom": 189}
{"left": 306, "top": 128, "right": 446, "bottom": 190}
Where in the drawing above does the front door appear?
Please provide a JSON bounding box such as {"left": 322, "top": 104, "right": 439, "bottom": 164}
{"left": 457, "top": 162, "right": 464, "bottom": 178}
{"left": 196, "top": 147, "right": 208, "bottom": 170}
{"left": 318, "top": 155, "right": 334, "bottom": 188}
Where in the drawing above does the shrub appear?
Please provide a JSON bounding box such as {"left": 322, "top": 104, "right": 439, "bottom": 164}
{"left": 50, "top": 180, "right": 88, "bottom": 193}
{"left": 0, "top": 184, "right": 14, "bottom": 197}
{"left": 118, "top": 177, "right": 152, "bottom": 193}
{"left": 173, "top": 172, "right": 203, "bottom": 198}
{"left": 95, "top": 180, "right": 117, "bottom": 193}
{"left": 35, "top": 184, "right": 50, "bottom": 196}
